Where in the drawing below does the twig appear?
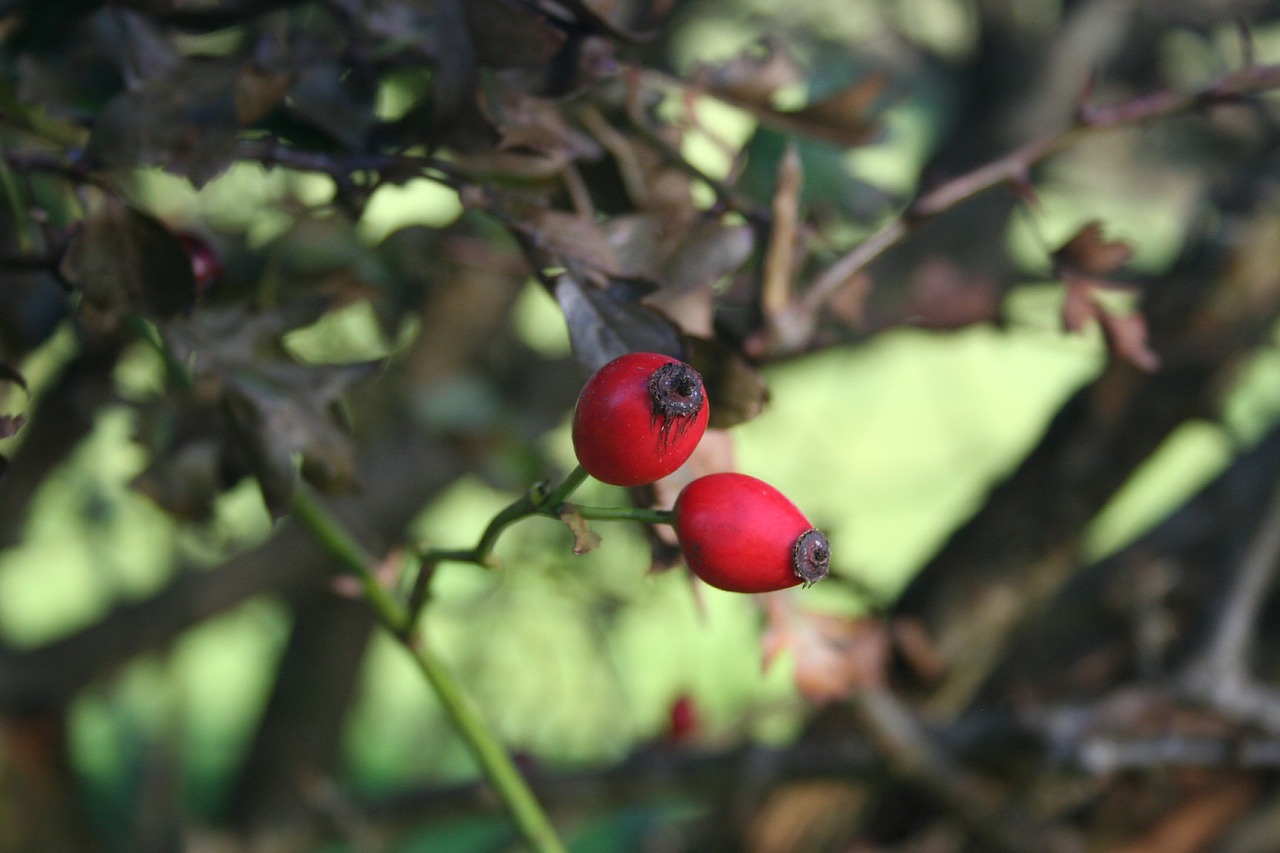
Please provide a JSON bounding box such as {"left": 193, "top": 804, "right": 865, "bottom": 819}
{"left": 762, "top": 60, "right": 1280, "bottom": 354}
{"left": 620, "top": 76, "right": 767, "bottom": 222}
{"left": 850, "top": 688, "right": 1073, "bottom": 853}
{"left": 1182, "top": 472, "right": 1280, "bottom": 730}
{"left": 236, "top": 138, "right": 461, "bottom": 187}
{"left": 288, "top": 487, "right": 569, "bottom": 853}
{"left": 425, "top": 465, "right": 591, "bottom": 569}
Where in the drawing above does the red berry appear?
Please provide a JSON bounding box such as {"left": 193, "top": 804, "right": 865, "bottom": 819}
{"left": 571, "top": 352, "right": 709, "bottom": 487}
{"left": 177, "top": 232, "right": 222, "bottom": 295}
{"left": 675, "top": 473, "right": 830, "bottom": 593}
{"left": 665, "top": 694, "right": 700, "bottom": 742}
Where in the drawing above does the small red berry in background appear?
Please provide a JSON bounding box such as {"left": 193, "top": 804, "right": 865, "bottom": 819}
{"left": 571, "top": 352, "right": 710, "bottom": 487}
{"left": 675, "top": 472, "right": 830, "bottom": 593}
{"left": 176, "top": 231, "right": 223, "bottom": 296}
{"left": 664, "top": 694, "right": 700, "bottom": 742}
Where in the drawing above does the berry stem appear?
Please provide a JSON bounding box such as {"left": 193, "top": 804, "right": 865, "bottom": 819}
{"left": 539, "top": 464, "right": 590, "bottom": 508}
{"left": 448, "top": 464, "right": 591, "bottom": 567}
{"left": 571, "top": 504, "right": 673, "bottom": 525}
{"left": 414, "top": 465, "right": 667, "bottom": 588}
{"left": 289, "top": 486, "right": 568, "bottom": 853}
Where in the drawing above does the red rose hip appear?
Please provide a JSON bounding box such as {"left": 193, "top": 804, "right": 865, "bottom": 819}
{"left": 572, "top": 352, "right": 709, "bottom": 487}
{"left": 675, "top": 473, "right": 830, "bottom": 593}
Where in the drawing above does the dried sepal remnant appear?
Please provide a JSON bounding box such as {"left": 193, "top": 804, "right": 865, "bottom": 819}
{"left": 792, "top": 528, "right": 831, "bottom": 587}
{"left": 647, "top": 360, "right": 705, "bottom": 452}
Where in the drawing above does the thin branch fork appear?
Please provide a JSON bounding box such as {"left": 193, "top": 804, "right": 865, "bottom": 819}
{"left": 761, "top": 60, "right": 1280, "bottom": 354}
{"left": 1181, "top": 471, "right": 1280, "bottom": 731}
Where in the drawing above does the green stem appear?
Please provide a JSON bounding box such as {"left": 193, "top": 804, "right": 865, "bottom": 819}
{"left": 433, "top": 465, "right": 592, "bottom": 568}
{"left": 289, "top": 488, "right": 568, "bottom": 853}
{"left": 538, "top": 464, "right": 589, "bottom": 508}
{"left": 0, "top": 158, "right": 32, "bottom": 254}
{"left": 124, "top": 314, "right": 194, "bottom": 391}
{"left": 573, "top": 504, "right": 673, "bottom": 525}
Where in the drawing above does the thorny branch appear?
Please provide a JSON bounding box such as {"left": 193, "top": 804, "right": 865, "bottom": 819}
{"left": 850, "top": 688, "right": 1077, "bottom": 853}
{"left": 757, "top": 60, "right": 1280, "bottom": 354}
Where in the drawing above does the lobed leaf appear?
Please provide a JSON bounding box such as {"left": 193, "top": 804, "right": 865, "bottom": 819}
{"left": 59, "top": 198, "right": 197, "bottom": 325}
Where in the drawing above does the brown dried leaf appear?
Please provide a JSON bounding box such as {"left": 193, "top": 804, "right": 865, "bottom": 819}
{"left": 704, "top": 51, "right": 887, "bottom": 148}
{"left": 697, "top": 42, "right": 804, "bottom": 107}
{"left": 0, "top": 413, "right": 25, "bottom": 439}
{"left": 1054, "top": 219, "right": 1134, "bottom": 277}
{"left": 559, "top": 505, "right": 602, "bottom": 555}
{"left": 746, "top": 782, "right": 868, "bottom": 853}
{"left": 772, "top": 72, "right": 888, "bottom": 147}
{"left": 603, "top": 214, "right": 754, "bottom": 338}
{"left": 905, "top": 259, "right": 1000, "bottom": 329}
{"left": 448, "top": 112, "right": 575, "bottom": 180}
{"left": 465, "top": 0, "right": 567, "bottom": 68}
{"left": 556, "top": 0, "right": 674, "bottom": 41}
{"left": 767, "top": 612, "right": 891, "bottom": 704}
{"left": 1097, "top": 306, "right": 1161, "bottom": 372}
{"left": 1112, "top": 777, "right": 1259, "bottom": 853}
{"left": 606, "top": 215, "right": 754, "bottom": 292}
{"left": 688, "top": 338, "right": 769, "bottom": 429}
{"left": 761, "top": 142, "right": 802, "bottom": 319}
{"left": 828, "top": 272, "right": 873, "bottom": 330}
{"left": 1061, "top": 273, "right": 1102, "bottom": 333}
{"left": 234, "top": 64, "right": 294, "bottom": 125}
{"left": 492, "top": 94, "right": 578, "bottom": 156}
{"left": 524, "top": 210, "right": 620, "bottom": 275}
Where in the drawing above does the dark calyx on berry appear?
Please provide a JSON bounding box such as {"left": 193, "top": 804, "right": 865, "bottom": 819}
{"left": 648, "top": 361, "right": 704, "bottom": 420}
{"left": 792, "top": 528, "right": 831, "bottom": 587}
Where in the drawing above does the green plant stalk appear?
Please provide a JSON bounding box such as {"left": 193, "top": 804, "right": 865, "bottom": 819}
{"left": 0, "top": 158, "right": 32, "bottom": 254}
{"left": 574, "top": 504, "right": 672, "bottom": 525}
{"left": 124, "top": 314, "right": 195, "bottom": 391}
{"left": 289, "top": 487, "right": 568, "bottom": 853}
{"left": 432, "top": 465, "right": 592, "bottom": 567}
{"left": 427, "top": 466, "right": 676, "bottom": 567}
{"left": 538, "top": 464, "right": 589, "bottom": 507}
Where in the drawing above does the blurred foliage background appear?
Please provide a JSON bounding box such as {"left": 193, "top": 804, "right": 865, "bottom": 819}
{"left": 5, "top": 1, "right": 1280, "bottom": 852}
